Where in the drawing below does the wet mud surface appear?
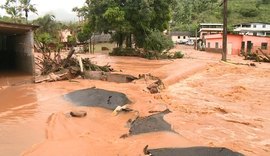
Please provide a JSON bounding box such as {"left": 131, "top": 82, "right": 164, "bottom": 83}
{"left": 64, "top": 88, "right": 131, "bottom": 110}
{"left": 147, "top": 147, "right": 244, "bottom": 156}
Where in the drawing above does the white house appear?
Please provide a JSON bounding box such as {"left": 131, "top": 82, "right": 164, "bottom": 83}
{"left": 233, "top": 22, "right": 270, "bottom": 36}
{"left": 170, "top": 31, "right": 191, "bottom": 44}
{"left": 199, "top": 23, "right": 223, "bottom": 39}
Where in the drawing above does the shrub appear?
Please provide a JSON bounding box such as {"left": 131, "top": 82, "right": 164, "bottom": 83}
{"left": 143, "top": 30, "right": 174, "bottom": 53}
{"left": 110, "top": 48, "right": 140, "bottom": 56}
{"left": 173, "top": 51, "right": 184, "bottom": 59}
{"left": 239, "top": 8, "right": 259, "bottom": 17}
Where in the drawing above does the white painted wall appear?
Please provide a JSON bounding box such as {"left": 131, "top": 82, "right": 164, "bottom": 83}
{"left": 171, "top": 35, "right": 189, "bottom": 43}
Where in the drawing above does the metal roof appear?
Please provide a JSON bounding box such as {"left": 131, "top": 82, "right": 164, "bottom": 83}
{"left": 0, "top": 21, "right": 39, "bottom": 35}
{"left": 170, "top": 31, "right": 192, "bottom": 36}
{"left": 200, "top": 23, "right": 223, "bottom": 26}
{"left": 233, "top": 22, "right": 270, "bottom": 26}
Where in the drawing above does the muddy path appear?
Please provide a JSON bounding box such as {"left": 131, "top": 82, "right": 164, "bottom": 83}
{"left": 1, "top": 49, "right": 270, "bottom": 155}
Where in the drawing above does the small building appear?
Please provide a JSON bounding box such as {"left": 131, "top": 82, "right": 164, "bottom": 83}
{"left": 233, "top": 22, "right": 270, "bottom": 36}
{"left": 199, "top": 23, "right": 223, "bottom": 39}
{"left": 0, "top": 21, "right": 38, "bottom": 74}
{"left": 170, "top": 31, "right": 191, "bottom": 44}
{"left": 59, "top": 29, "right": 72, "bottom": 43}
{"left": 204, "top": 33, "right": 270, "bottom": 55}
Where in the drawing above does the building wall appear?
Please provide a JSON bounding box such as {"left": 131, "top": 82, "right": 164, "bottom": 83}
{"left": 250, "top": 23, "right": 270, "bottom": 29}
{"left": 171, "top": 35, "right": 189, "bottom": 43}
{"left": 243, "top": 35, "right": 270, "bottom": 54}
{"left": 234, "top": 23, "right": 270, "bottom": 36}
{"left": 12, "top": 31, "right": 34, "bottom": 74}
{"left": 205, "top": 34, "right": 270, "bottom": 55}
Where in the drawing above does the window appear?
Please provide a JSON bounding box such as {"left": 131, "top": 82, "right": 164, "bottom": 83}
{"left": 263, "top": 25, "right": 266, "bottom": 28}
{"left": 261, "top": 43, "right": 268, "bottom": 50}
{"left": 208, "top": 42, "right": 211, "bottom": 48}
{"left": 183, "top": 36, "right": 186, "bottom": 39}
{"left": 253, "top": 25, "right": 256, "bottom": 28}
{"left": 178, "top": 36, "right": 180, "bottom": 39}
{"left": 215, "top": 42, "right": 219, "bottom": 49}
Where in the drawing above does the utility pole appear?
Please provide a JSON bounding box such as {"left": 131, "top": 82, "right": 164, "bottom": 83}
{"left": 222, "top": 0, "right": 228, "bottom": 61}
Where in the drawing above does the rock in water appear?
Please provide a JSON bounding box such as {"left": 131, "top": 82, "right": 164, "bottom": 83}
{"left": 70, "top": 111, "right": 87, "bottom": 118}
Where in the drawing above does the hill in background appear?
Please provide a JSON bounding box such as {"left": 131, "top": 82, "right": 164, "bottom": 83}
{"left": 172, "top": 0, "right": 270, "bottom": 33}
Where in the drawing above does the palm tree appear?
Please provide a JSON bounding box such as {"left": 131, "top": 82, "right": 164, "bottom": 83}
{"left": 1, "top": 1, "right": 22, "bottom": 23}
{"left": 6, "top": 6, "right": 22, "bottom": 22}
{"left": 19, "top": 0, "right": 37, "bottom": 22}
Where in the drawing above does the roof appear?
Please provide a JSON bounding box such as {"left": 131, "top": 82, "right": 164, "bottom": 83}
{"left": 234, "top": 22, "right": 270, "bottom": 26}
{"left": 200, "top": 23, "right": 223, "bottom": 26}
{"left": 204, "top": 33, "right": 270, "bottom": 39}
{"left": 0, "top": 21, "right": 39, "bottom": 35}
{"left": 170, "top": 31, "right": 191, "bottom": 36}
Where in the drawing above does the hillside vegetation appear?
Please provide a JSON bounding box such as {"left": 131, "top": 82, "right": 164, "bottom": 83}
{"left": 172, "top": 0, "right": 270, "bottom": 32}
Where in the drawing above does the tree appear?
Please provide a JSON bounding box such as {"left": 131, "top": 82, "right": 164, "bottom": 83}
{"left": 19, "top": 0, "right": 37, "bottom": 22}
{"left": 32, "top": 14, "right": 64, "bottom": 53}
{"left": 73, "top": 0, "right": 174, "bottom": 51}
{"left": 0, "top": 0, "right": 22, "bottom": 23}
{"left": 0, "top": 0, "right": 37, "bottom": 23}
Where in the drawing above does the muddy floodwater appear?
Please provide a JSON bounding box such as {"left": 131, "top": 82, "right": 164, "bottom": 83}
{"left": 1, "top": 46, "right": 270, "bottom": 156}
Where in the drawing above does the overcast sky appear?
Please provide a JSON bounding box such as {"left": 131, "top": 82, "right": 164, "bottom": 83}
{"left": 0, "top": 0, "right": 85, "bottom": 21}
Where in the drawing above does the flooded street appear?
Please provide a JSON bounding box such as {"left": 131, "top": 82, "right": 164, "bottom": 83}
{"left": 1, "top": 46, "right": 270, "bottom": 155}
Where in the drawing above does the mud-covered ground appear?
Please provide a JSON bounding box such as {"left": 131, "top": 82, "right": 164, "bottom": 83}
{"left": 0, "top": 45, "right": 269, "bottom": 156}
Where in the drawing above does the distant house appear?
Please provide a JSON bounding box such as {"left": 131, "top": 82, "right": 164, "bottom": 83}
{"left": 233, "top": 22, "right": 270, "bottom": 36}
{"left": 59, "top": 29, "right": 72, "bottom": 43}
{"left": 199, "top": 23, "right": 223, "bottom": 39}
{"left": 91, "top": 33, "right": 111, "bottom": 43}
{"left": 170, "top": 31, "right": 191, "bottom": 44}
{"left": 204, "top": 33, "right": 270, "bottom": 55}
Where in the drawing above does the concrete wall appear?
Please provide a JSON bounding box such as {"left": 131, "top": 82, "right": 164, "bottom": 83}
{"left": 171, "top": 35, "right": 189, "bottom": 43}
{"left": 11, "top": 31, "right": 34, "bottom": 74}
{"left": 241, "top": 35, "right": 270, "bottom": 54}
{"left": 205, "top": 34, "right": 243, "bottom": 55}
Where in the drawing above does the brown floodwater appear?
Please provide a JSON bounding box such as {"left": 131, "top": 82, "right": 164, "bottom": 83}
{"left": 1, "top": 48, "right": 270, "bottom": 156}
{"left": 0, "top": 74, "right": 75, "bottom": 155}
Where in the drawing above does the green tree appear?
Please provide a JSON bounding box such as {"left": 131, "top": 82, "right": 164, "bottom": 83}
{"left": 19, "top": 0, "right": 37, "bottom": 22}
{"left": 0, "top": 0, "right": 37, "bottom": 23}
{"left": 74, "top": 0, "right": 174, "bottom": 51}
{"left": 0, "top": 0, "right": 22, "bottom": 23}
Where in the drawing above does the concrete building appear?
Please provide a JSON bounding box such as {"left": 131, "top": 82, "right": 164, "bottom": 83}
{"left": 170, "top": 31, "right": 191, "bottom": 44}
{"left": 199, "top": 23, "right": 223, "bottom": 39}
{"left": 204, "top": 33, "right": 270, "bottom": 55}
{"left": 0, "top": 21, "right": 38, "bottom": 74}
{"left": 233, "top": 22, "right": 270, "bottom": 36}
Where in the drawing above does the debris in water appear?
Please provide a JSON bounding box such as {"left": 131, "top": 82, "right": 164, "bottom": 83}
{"left": 70, "top": 111, "right": 87, "bottom": 118}
{"left": 138, "top": 74, "right": 165, "bottom": 94}
{"left": 112, "top": 105, "right": 133, "bottom": 116}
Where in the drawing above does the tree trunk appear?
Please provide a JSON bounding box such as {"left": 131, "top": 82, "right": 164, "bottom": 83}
{"left": 92, "top": 33, "right": 95, "bottom": 54}
{"left": 89, "top": 38, "right": 92, "bottom": 53}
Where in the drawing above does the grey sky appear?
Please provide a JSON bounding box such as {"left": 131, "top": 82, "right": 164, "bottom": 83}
{"left": 0, "top": 0, "right": 85, "bottom": 21}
